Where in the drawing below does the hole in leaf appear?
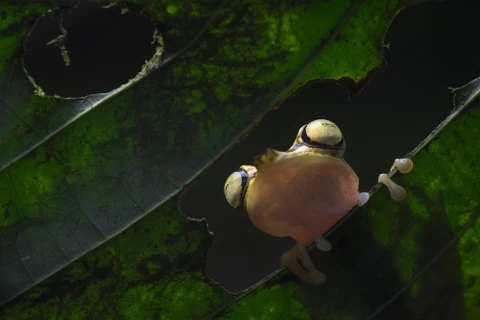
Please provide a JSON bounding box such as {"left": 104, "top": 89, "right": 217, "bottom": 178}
{"left": 179, "top": 0, "right": 476, "bottom": 294}
{"left": 23, "top": 3, "right": 158, "bottom": 98}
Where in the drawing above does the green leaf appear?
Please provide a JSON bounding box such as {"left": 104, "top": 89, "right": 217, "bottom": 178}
{"left": 3, "top": 73, "right": 480, "bottom": 319}
{"left": 0, "top": 0, "right": 414, "bottom": 307}
{"left": 1, "top": 197, "right": 232, "bottom": 319}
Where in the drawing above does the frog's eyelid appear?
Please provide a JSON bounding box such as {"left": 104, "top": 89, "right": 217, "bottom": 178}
{"left": 224, "top": 170, "right": 248, "bottom": 210}
{"left": 236, "top": 169, "right": 249, "bottom": 211}
{"left": 300, "top": 126, "right": 344, "bottom": 150}
{"left": 224, "top": 166, "right": 257, "bottom": 211}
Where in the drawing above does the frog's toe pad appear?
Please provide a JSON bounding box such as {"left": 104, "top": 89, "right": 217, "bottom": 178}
{"left": 357, "top": 192, "right": 370, "bottom": 207}
{"left": 315, "top": 236, "right": 332, "bottom": 252}
{"left": 391, "top": 158, "right": 414, "bottom": 173}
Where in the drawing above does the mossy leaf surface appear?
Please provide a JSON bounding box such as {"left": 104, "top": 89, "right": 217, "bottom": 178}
{"left": 0, "top": 0, "right": 426, "bottom": 316}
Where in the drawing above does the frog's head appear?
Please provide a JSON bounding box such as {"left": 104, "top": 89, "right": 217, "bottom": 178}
{"left": 224, "top": 165, "right": 257, "bottom": 211}
{"left": 290, "top": 119, "right": 346, "bottom": 158}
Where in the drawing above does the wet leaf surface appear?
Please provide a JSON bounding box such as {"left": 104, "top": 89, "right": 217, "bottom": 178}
{"left": 0, "top": 0, "right": 413, "bottom": 307}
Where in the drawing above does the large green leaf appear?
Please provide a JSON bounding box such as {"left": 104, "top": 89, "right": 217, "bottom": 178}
{"left": 0, "top": 0, "right": 415, "bottom": 306}
{"left": 1, "top": 76, "right": 479, "bottom": 319}
{"left": 2, "top": 0, "right": 480, "bottom": 319}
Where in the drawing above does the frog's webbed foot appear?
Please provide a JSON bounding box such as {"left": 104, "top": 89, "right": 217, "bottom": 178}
{"left": 379, "top": 158, "right": 414, "bottom": 201}
{"left": 357, "top": 158, "right": 414, "bottom": 205}
{"left": 281, "top": 244, "right": 326, "bottom": 285}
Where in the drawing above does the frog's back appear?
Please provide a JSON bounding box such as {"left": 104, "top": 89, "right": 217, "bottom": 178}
{"left": 246, "top": 154, "right": 358, "bottom": 244}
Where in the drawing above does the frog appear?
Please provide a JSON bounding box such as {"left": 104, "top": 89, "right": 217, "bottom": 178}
{"left": 224, "top": 119, "right": 413, "bottom": 285}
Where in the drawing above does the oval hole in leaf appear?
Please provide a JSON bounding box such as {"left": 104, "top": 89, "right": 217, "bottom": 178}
{"left": 23, "top": 3, "right": 158, "bottom": 98}
{"left": 179, "top": 0, "right": 475, "bottom": 294}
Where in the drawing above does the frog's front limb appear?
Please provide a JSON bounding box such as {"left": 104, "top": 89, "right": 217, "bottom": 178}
{"left": 356, "top": 158, "right": 414, "bottom": 206}
{"left": 379, "top": 157, "right": 414, "bottom": 201}
{"left": 281, "top": 244, "right": 326, "bottom": 285}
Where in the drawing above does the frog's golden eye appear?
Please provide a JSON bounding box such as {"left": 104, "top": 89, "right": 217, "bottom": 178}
{"left": 301, "top": 119, "right": 344, "bottom": 150}
{"left": 224, "top": 165, "right": 257, "bottom": 211}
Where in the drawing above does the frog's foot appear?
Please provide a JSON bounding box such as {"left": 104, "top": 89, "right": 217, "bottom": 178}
{"left": 378, "top": 158, "right": 414, "bottom": 201}
{"left": 357, "top": 192, "right": 370, "bottom": 207}
{"left": 281, "top": 244, "right": 326, "bottom": 285}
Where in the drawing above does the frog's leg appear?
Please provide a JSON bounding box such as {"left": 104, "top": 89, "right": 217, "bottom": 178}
{"left": 281, "top": 244, "right": 326, "bottom": 285}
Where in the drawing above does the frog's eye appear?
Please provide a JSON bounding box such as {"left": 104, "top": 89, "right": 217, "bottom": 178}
{"left": 224, "top": 165, "right": 257, "bottom": 211}
{"left": 301, "top": 119, "right": 344, "bottom": 150}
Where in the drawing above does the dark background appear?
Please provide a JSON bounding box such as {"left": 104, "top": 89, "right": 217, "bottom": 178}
{"left": 23, "top": 0, "right": 480, "bottom": 295}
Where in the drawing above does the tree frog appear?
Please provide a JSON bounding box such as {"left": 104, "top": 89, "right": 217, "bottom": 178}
{"left": 224, "top": 119, "right": 413, "bottom": 285}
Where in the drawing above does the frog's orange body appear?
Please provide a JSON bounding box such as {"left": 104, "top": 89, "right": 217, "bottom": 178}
{"left": 246, "top": 154, "right": 358, "bottom": 245}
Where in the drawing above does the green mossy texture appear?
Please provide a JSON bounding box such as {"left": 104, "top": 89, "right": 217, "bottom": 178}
{"left": 0, "top": 0, "right": 454, "bottom": 318}
{"left": 1, "top": 197, "right": 232, "bottom": 319}
{"left": 373, "top": 98, "right": 480, "bottom": 319}
{"left": 309, "top": 0, "right": 399, "bottom": 83}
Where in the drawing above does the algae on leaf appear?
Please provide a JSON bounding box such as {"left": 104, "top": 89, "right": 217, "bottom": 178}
{"left": 5, "top": 75, "right": 478, "bottom": 318}
{"left": 0, "top": 196, "right": 234, "bottom": 320}
{"left": 1, "top": 0, "right": 422, "bottom": 311}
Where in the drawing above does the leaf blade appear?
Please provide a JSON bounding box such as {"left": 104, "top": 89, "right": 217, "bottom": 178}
{"left": 0, "top": 0, "right": 421, "bottom": 311}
